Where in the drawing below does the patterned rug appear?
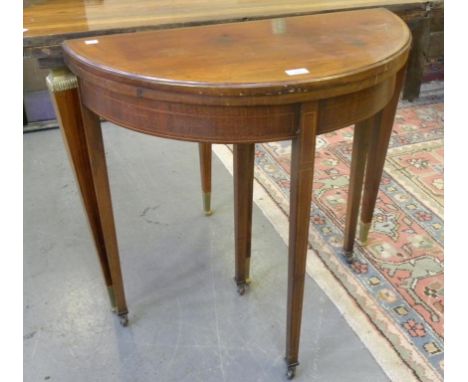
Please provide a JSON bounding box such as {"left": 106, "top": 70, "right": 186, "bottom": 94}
{"left": 216, "top": 82, "right": 444, "bottom": 381}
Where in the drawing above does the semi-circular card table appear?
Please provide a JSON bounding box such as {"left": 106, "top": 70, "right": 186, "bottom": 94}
{"left": 47, "top": 8, "right": 411, "bottom": 378}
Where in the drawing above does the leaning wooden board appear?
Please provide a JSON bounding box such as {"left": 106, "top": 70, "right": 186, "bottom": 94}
{"left": 23, "top": 0, "right": 443, "bottom": 99}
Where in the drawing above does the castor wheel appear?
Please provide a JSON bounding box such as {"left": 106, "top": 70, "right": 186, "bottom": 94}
{"left": 286, "top": 366, "right": 296, "bottom": 380}
{"left": 119, "top": 314, "right": 129, "bottom": 327}
{"left": 341, "top": 249, "right": 355, "bottom": 264}
{"left": 234, "top": 277, "right": 250, "bottom": 296}
{"left": 345, "top": 255, "right": 355, "bottom": 265}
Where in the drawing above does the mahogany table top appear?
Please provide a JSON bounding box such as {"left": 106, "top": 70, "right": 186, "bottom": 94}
{"left": 63, "top": 8, "right": 411, "bottom": 98}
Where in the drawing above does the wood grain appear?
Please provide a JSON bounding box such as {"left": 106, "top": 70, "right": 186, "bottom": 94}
{"left": 233, "top": 144, "right": 255, "bottom": 291}
{"left": 64, "top": 9, "right": 410, "bottom": 146}
{"left": 402, "top": 17, "right": 430, "bottom": 100}
{"left": 342, "top": 115, "right": 374, "bottom": 259}
{"left": 24, "top": 0, "right": 428, "bottom": 44}
{"left": 360, "top": 67, "right": 407, "bottom": 238}
{"left": 63, "top": 9, "right": 410, "bottom": 97}
{"left": 24, "top": 0, "right": 441, "bottom": 102}
{"left": 48, "top": 81, "right": 114, "bottom": 292}
{"left": 198, "top": 143, "right": 212, "bottom": 194}
{"left": 80, "top": 100, "right": 128, "bottom": 317}
{"left": 58, "top": 8, "right": 411, "bottom": 374}
{"left": 286, "top": 102, "right": 318, "bottom": 369}
{"left": 198, "top": 143, "right": 212, "bottom": 215}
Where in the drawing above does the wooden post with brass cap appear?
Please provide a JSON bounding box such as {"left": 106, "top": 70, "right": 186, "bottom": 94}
{"left": 46, "top": 67, "right": 128, "bottom": 325}
{"left": 198, "top": 142, "right": 213, "bottom": 216}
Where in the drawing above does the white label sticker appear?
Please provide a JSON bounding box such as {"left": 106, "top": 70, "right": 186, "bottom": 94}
{"left": 285, "top": 68, "right": 309, "bottom": 76}
{"left": 85, "top": 39, "right": 99, "bottom": 45}
{"left": 23, "top": 28, "right": 28, "bottom": 33}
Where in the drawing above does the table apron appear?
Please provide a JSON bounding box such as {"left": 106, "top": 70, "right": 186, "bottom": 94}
{"left": 78, "top": 76, "right": 396, "bottom": 143}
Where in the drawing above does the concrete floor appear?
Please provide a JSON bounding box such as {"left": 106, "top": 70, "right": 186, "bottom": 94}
{"left": 24, "top": 124, "right": 390, "bottom": 382}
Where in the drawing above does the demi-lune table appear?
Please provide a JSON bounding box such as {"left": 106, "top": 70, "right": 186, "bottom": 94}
{"left": 55, "top": 8, "right": 410, "bottom": 378}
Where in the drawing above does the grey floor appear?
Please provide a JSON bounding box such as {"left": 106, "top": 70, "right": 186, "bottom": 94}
{"left": 24, "top": 124, "right": 390, "bottom": 382}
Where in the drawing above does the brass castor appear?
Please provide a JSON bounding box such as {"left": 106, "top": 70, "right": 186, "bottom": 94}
{"left": 341, "top": 249, "right": 355, "bottom": 264}
{"left": 285, "top": 360, "right": 299, "bottom": 379}
{"left": 234, "top": 277, "right": 250, "bottom": 296}
{"left": 286, "top": 366, "right": 296, "bottom": 379}
{"left": 237, "top": 284, "right": 246, "bottom": 296}
{"left": 119, "top": 314, "right": 129, "bottom": 327}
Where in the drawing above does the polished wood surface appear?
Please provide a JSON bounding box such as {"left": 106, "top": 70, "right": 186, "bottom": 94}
{"left": 198, "top": 143, "right": 212, "bottom": 215}
{"left": 24, "top": 0, "right": 442, "bottom": 102}
{"left": 360, "top": 67, "right": 407, "bottom": 243}
{"left": 62, "top": 9, "right": 410, "bottom": 145}
{"left": 233, "top": 144, "right": 255, "bottom": 295}
{"left": 58, "top": 9, "right": 411, "bottom": 377}
{"left": 286, "top": 102, "right": 318, "bottom": 377}
{"left": 80, "top": 101, "right": 129, "bottom": 322}
{"left": 48, "top": 77, "right": 115, "bottom": 299}
{"left": 342, "top": 116, "right": 373, "bottom": 260}
{"left": 24, "top": 0, "right": 426, "bottom": 42}
{"left": 63, "top": 9, "right": 410, "bottom": 97}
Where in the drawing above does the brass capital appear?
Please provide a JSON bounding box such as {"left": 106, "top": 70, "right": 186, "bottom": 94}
{"left": 46, "top": 68, "right": 78, "bottom": 93}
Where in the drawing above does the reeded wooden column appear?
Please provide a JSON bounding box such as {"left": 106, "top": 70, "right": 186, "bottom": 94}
{"left": 46, "top": 68, "right": 119, "bottom": 313}
{"left": 285, "top": 102, "right": 318, "bottom": 379}
{"left": 233, "top": 143, "right": 255, "bottom": 295}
